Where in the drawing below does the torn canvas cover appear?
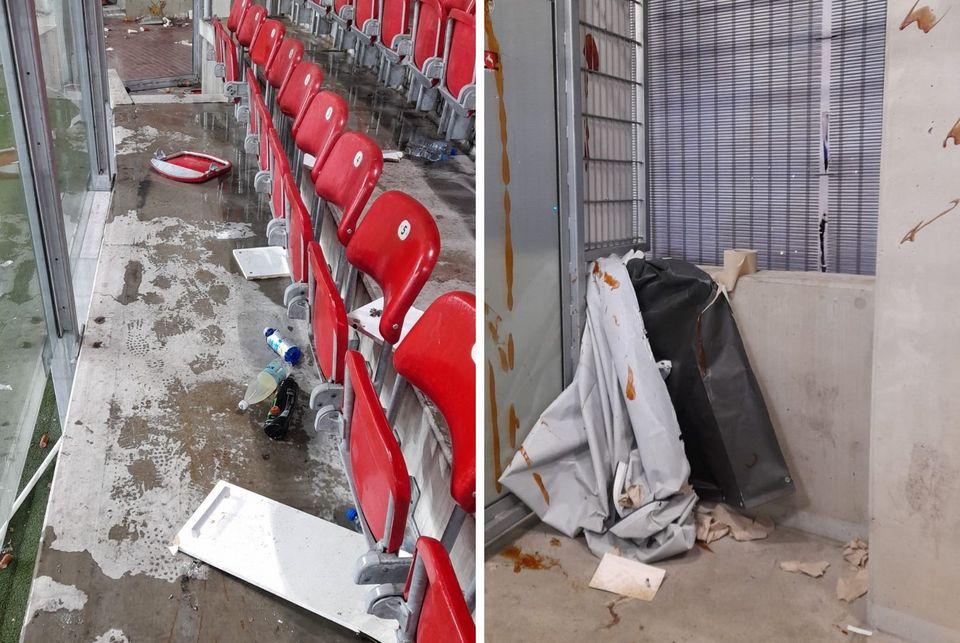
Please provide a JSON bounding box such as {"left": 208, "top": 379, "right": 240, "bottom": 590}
{"left": 500, "top": 255, "right": 696, "bottom": 563}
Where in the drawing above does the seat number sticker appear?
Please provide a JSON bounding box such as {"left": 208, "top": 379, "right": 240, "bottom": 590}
{"left": 397, "top": 220, "right": 411, "bottom": 240}
{"left": 353, "top": 151, "right": 363, "bottom": 167}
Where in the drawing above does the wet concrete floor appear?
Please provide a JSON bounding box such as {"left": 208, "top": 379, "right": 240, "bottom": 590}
{"left": 21, "top": 29, "right": 475, "bottom": 639}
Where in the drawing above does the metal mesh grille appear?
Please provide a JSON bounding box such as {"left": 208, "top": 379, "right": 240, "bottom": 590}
{"left": 580, "top": 0, "right": 646, "bottom": 254}
{"left": 646, "top": 0, "right": 885, "bottom": 275}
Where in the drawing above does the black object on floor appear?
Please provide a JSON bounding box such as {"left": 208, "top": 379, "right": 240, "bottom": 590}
{"left": 626, "top": 257, "right": 794, "bottom": 508}
{"left": 264, "top": 376, "right": 300, "bottom": 440}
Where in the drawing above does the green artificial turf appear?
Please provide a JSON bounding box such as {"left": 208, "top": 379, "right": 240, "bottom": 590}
{"left": 0, "top": 379, "right": 60, "bottom": 642}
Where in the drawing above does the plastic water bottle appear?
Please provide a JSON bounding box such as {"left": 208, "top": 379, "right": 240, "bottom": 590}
{"left": 345, "top": 507, "right": 362, "bottom": 533}
{"left": 238, "top": 359, "right": 287, "bottom": 411}
{"left": 264, "top": 327, "right": 302, "bottom": 365}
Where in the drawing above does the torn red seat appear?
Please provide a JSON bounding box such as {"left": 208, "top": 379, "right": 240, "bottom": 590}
{"left": 397, "top": 537, "right": 474, "bottom": 642}
{"left": 277, "top": 61, "right": 324, "bottom": 136}
{"left": 236, "top": 4, "right": 267, "bottom": 51}
{"left": 293, "top": 90, "right": 349, "bottom": 184}
{"left": 374, "top": 0, "right": 413, "bottom": 87}
{"left": 437, "top": 6, "right": 475, "bottom": 140}
{"left": 391, "top": 291, "right": 476, "bottom": 544}
{"left": 405, "top": 0, "right": 468, "bottom": 111}
{"left": 150, "top": 151, "right": 232, "bottom": 183}
{"left": 249, "top": 18, "right": 286, "bottom": 73}
{"left": 313, "top": 131, "right": 383, "bottom": 252}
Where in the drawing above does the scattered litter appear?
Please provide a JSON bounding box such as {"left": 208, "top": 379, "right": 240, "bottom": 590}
{"left": 846, "top": 625, "right": 873, "bottom": 637}
{"left": 589, "top": 552, "right": 666, "bottom": 602}
{"left": 404, "top": 134, "right": 455, "bottom": 162}
{"left": 711, "top": 504, "right": 774, "bottom": 541}
{"left": 695, "top": 505, "right": 730, "bottom": 543}
{"left": 837, "top": 568, "right": 869, "bottom": 602}
{"left": 162, "top": 17, "right": 173, "bottom": 28}
{"left": 0, "top": 384, "right": 11, "bottom": 391}
{"left": 714, "top": 248, "right": 758, "bottom": 292}
{"left": 38, "top": 433, "right": 49, "bottom": 449}
{"left": 127, "top": 29, "right": 137, "bottom": 34}
{"left": 383, "top": 150, "right": 403, "bottom": 162}
{"left": 0, "top": 553, "right": 11, "bottom": 569}
{"left": 238, "top": 360, "right": 287, "bottom": 411}
{"left": 779, "top": 560, "right": 830, "bottom": 578}
{"left": 106, "top": 47, "right": 115, "bottom": 51}
{"left": 843, "top": 538, "right": 868, "bottom": 569}
{"left": 175, "top": 39, "right": 191, "bottom": 46}
{"left": 264, "top": 327, "right": 302, "bottom": 365}
{"left": 232, "top": 246, "right": 289, "bottom": 280}
{"left": 0, "top": 260, "right": 12, "bottom": 268}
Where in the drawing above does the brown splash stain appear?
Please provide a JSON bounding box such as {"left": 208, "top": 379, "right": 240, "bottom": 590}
{"left": 487, "top": 306, "right": 515, "bottom": 373}
{"left": 899, "top": 1, "right": 949, "bottom": 32}
{"left": 507, "top": 333, "right": 515, "bottom": 369}
{"left": 498, "top": 346, "right": 510, "bottom": 371}
{"left": 508, "top": 404, "right": 520, "bottom": 449}
{"left": 487, "top": 320, "right": 500, "bottom": 343}
{"left": 625, "top": 366, "right": 636, "bottom": 401}
{"left": 485, "top": 1, "right": 514, "bottom": 310}
{"left": 695, "top": 541, "right": 714, "bottom": 553}
{"left": 612, "top": 314, "right": 619, "bottom": 326}
{"left": 583, "top": 34, "right": 600, "bottom": 160}
{"left": 601, "top": 597, "right": 629, "bottom": 630}
{"left": 592, "top": 260, "right": 601, "bottom": 275}
{"left": 900, "top": 198, "right": 960, "bottom": 244}
{"left": 602, "top": 272, "right": 620, "bottom": 289}
{"left": 533, "top": 472, "right": 550, "bottom": 505}
{"left": 487, "top": 360, "right": 503, "bottom": 493}
{"left": 519, "top": 445, "right": 533, "bottom": 467}
{"left": 944, "top": 118, "right": 960, "bottom": 147}
{"left": 500, "top": 546, "right": 559, "bottom": 573}
{"left": 550, "top": 537, "right": 562, "bottom": 547}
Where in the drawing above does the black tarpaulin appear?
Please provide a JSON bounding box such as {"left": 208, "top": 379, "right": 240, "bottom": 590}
{"left": 626, "top": 256, "right": 794, "bottom": 508}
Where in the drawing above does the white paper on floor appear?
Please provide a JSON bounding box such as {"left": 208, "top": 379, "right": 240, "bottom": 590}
{"left": 233, "top": 246, "right": 289, "bottom": 280}
{"left": 170, "top": 481, "right": 398, "bottom": 642}
{"left": 500, "top": 254, "right": 696, "bottom": 563}
{"left": 589, "top": 552, "right": 666, "bottom": 602}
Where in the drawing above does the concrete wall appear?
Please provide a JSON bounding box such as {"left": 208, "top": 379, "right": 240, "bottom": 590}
{"left": 703, "top": 268, "right": 874, "bottom": 542}
{"left": 869, "top": 1, "right": 960, "bottom": 640}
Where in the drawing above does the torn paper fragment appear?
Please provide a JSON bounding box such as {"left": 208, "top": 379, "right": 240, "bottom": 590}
{"left": 695, "top": 511, "right": 730, "bottom": 544}
{"left": 589, "top": 552, "right": 666, "bottom": 602}
{"left": 618, "top": 485, "right": 644, "bottom": 510}
{"left": 837, "top": 568, "right": 869, "bottom": 602}
{"left": 843, "top": 538, "right": 869, "bottom": 569}
{"left": 712, "top": 504, "right": 774, "bottom": 541}
{"left": 779, "top": 560, "right": 830, "bottom": 578}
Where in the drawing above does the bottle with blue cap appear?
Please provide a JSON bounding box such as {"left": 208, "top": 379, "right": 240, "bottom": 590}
{"left": 264, "top": 327, "right": 302, "bottom": 365}
{"left": 345, "top": 507, "right": 362, "bottom": 533}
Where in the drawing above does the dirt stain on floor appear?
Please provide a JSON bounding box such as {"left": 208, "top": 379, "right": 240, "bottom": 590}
{"left": 499, "top": 546, "right": 560, "bottom": 574}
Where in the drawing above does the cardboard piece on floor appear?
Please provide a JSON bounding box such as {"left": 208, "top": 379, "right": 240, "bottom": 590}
{"left": 779, "top": 560, "right": 830, "bottom": 578}
{"left": 171, "top": 481, "right": 398, "bottom": 642}
{"left": 233, "top": 247, "right": 289, "bottom": 280}
{"left": 588, "top": 552, "right": 666, "bottom": 602}
{"left": 348, "top": 297, "right": 423, "bottom": 346}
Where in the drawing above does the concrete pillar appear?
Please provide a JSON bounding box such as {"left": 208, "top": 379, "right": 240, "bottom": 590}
{"left": 870, "top": 1, "right": 960, "bottom": 641}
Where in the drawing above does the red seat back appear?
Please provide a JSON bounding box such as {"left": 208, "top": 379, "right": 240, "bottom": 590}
{"left": 381, "top": 0, "right": 411, "bottom": 50}
{"left": 246, "top": 67, "right": 265, "bottom": 137}
{"left": 285, "top": 175, "right": 313, "bottom": 284}
{"left": 354, "top": 0, "right": 378, "bottom": 28}
{"left": 334, "top": 0, "right": 353, "bottom": 13}
{"left": 268, "top": 129, "right": 290, "bottom": 218}
{"left": 404, "top": 537, "right": 474, "bottom": 643}
{"left": 278, "top": 61, "right": 324, "bottom": 124}
{"left": 293, "top": 91, "right": 349, "bottom": 182}
{"left": 227, "top": 0, "right": 252, "bottom": 33}
{"left": 345, "top": 191, "right": 440, "bottom": 345}
{"left": 236, "top": 4, "right": 266, "bottom": 48}
{"left": 309, "top": 243, "right": 348, "bottom": 384}
{"left": 393, "top": 292, "right": 476, "bottom": 513}
{"left": 249, "top": 18, "right": 285, "bottom": 68}
{"left": 214, "top": 20, "right": 240, "bottom": 82}
{"left": 313, "top": 131, "right": 383, "bottom": 246}
{"left": 346, "top": 350, "right": 410, "bottom": 554}
{"left": 443, "top": 8, "right": 475, "bottom": 100}
{"left": 266, "top": 38, "right": 304, "bottom": 91}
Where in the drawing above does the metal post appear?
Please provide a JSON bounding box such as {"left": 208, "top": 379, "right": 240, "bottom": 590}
{"left": 78, "top": 0, "right": 115, "bottom": 190}
{"left": 193, "top": 0, "right": 204, "bottom": 78}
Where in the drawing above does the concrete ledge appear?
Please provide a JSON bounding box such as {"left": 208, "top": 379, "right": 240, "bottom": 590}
{"left": 869, "top": 601, "right": 960, "bottom": 643}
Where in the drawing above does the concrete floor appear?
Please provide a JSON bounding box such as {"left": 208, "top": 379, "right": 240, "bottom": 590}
{"left": 21, "top": 32, "right": 475, "bottom": 639}
{"left": 105, "top": 16, "right": 193, "bottom": 82}
{"left": 486, "top": 522, "right": 900, "bottom": 642}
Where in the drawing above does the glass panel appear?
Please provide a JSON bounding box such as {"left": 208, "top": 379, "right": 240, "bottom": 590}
{"left": 34, "top": 0, "right": 93, "bottom": 258}
{"left": 0, "top": 61, "right": 52, "bottom": 530}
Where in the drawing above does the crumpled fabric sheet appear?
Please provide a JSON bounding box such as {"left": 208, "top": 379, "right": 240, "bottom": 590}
{"left": 500, "top": 255, "right": 697, "bottom": 563}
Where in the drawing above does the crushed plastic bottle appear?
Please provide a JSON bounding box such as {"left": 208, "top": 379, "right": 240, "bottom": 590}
{"left": 404, "top": 133, "right": 457, "bottom": 163}
{"left": 238, "top": 359, "right": 287, "bottom": 411}
{"left": 264, "top": 327, "right": 302, "bottom": 365}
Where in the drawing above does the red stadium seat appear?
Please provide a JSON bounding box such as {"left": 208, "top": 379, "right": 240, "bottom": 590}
{"left": 313, "top": 131, "right": 383, "bottom": 249}
{"left": 236, "top": 3, "right": 266, "bottom": 49}
{"left": 308, "top": 242, "right": 349, "bottom": 385}
{"left": 249, "top": 18, "right": 285, "bottom": 71}
{"left": 437, "top": 6, "right": 476, "bottom": 140}
{"left": 400, "top": 537, "right": 474, "bottom": 643}
{"left": 277, "top": 61, "right": 324, "bottom": 133}
{"left": 374, "top": 0, "right": 413, "bottom": 86}
{"left": 293, "top": 90, "right": 349, "bottom": 184}
{"left": 226, "top": 0, "right": 252, "bottom": 34}
{"left": 265, "top": 38, "right": 304, "bottom": 97}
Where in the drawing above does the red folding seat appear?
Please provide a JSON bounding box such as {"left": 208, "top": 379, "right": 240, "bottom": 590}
{"left": 213, "top": 19, "right": 240, "bottom": 86}
{"left": 281, "top": 175, "right": 316, "bottom": 319}
{"left": 264, "top": 38, "right": 304, "bottom": 109}
{"left": 308, "top": 241, "right": 349, "bottom": 389}
{"left": 292, "top": 90, "right": 349, "bottom": 185}
{"left": 277, "top": 61, "right": 324, "bottom": 136}
{"left": 236, "top": 4, "right": 267, "bottom": 51}
{"left": 390, "top": 291, "right": 476, "bottom": 545}
{"left": 226, "top": 0, "right": 253, "bottom": 34}
{"left": 374, "top": 0, "right": 414, "bottom": 87}
{"left": 394, "top": 537, "right": 474, "bottom": 642}
{"left": 268, "top": 127, "right": 291, "bottom": 222}
{"left": 248, "top": 18, "right": 285, "bottom": 75}
{"left": 405, "top": 0, "right": 468, "bottom": 110}
{"left": 312, "top": 131, "right": 382, "bottom": 254}
{"left": 350, "top": 0, "right": 380, "bottom": 67}
{"left": 437, "top": 5, "right": 475, "bottom": 140}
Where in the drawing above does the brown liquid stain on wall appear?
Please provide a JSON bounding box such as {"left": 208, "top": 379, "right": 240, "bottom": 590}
{"left": 487, "top": 360, "right": 503, "bottom": 493}
{"left": 583, "top": 34, "right": 600, "bottom": 161}
{"left": 485, "top": 0, "right": 514, "bottom": 310}
{"left": 508, "top": 404, "right": 520, "bottom": 449}
{"left": 944, "top": 118, "right": 960, "bottom": 147}
{"left": 533, "top": 472, "right": 550, "bottom": 505}
{"left": 486, "top": 305, "right": 515, "bottom": 373}
{"left": 500, "top": 546, "right": 559, "bottom": 573}
{"left": 625, "top": 365, "right": 636, "bottom": 400}
{"left": 603, "top": 272, "right": 620, "bottom": 289}
{"left": 520, "top": 445, "right": 533, "bottom": 467}
{"left": 900, "top": 198, "right": 960, "bottom": 244}
{"left": 899, "top": 1, "right": 949, "bottom": 32}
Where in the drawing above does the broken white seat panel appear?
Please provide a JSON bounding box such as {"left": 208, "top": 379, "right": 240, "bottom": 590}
{"left": 233, "top": 246, "right": 290, "bottom": 280}
{"left": 348, "top": 297, "right": 423, "bottom": 347}
{"left": 171, "top": 481, "right": 398, "bottom": 642}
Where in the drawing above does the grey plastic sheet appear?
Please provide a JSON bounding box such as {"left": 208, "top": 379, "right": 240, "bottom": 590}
{"left": 500, "top": 255, "right": 696, "bottom": 563}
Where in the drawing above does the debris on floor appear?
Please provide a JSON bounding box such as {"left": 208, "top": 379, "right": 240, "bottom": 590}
{"left": 843, "top": 538, "right": 869, "bottom": 568}
{"left": 150, "top": 150, "right": 232, "bottom": 183}
{"left": 696, "top": 503, "right": 774, "bottom": 543}
{"left": 837, "top": 568, "right": 869, "bottom": 602}
{"left": 779, "top": 560, "right": 830, "bottom": 578}
{"left": 588, "top": 552, "right": 665, "bottom": 602}
{"left": 846, "top": 624, "right": 873, "bottom": 637}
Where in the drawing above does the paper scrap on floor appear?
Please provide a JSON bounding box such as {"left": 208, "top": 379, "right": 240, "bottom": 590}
{"left": 589, "top": 552, "right": 666, "bottom": 602}
{"left": 779, "top": 560, "right": 830, "bottom": 578}
{"left": 843, "top": 538, "right": 869, "bottom": 568}
{"left": 837, "top": 568, "right": 869, "bottom": 602}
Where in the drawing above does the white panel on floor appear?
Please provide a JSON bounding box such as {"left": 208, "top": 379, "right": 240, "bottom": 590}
{"left": 172, "top": 481, "right": 398, "bottom": 642}
{"left": 233, "top": 247, "right": 289, "bottom": 279}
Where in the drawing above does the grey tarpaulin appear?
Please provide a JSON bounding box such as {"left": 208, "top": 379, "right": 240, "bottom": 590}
{"left": 500, "top": 255, "right": 696, "bottom": 563}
